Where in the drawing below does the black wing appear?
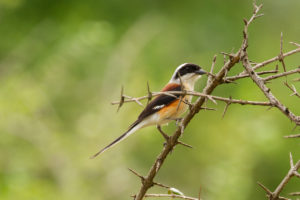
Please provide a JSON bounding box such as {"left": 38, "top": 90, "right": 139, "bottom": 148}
{"left": 136, "top": 85, "right": 182, "bottom": 122}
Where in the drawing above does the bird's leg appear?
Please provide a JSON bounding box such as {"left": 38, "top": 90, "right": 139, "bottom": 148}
{"left": 175, "top": 118, "right": 183, "bottom": 126}
{"left": 156, "top": 125, "right": 171, "bottom": 149}
{"left": 158, "top": 119, "right": 192, "bottom": 149}
{"left": 166, "top": 117, "right": 183, "bottom": 126}
{"left": 171, "top": 117, "right": 184, "bottom": 133}
{"left": 156, "top": 125, "right": 170, "bottom": 141}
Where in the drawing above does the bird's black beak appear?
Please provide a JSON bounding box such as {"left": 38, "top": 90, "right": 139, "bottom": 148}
{"left": 195, "top": 69, "right": 207, "bottom": 75}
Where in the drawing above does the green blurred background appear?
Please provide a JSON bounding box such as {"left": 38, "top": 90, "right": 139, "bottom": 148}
{"left": 0, "top": 0, "right": 299, "bottom": 199}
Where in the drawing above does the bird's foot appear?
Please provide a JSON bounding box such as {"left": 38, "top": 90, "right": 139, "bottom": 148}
{"left": 175, "top": 118, "right": 183, "bottom": 126}
{"left": 156, "top": 125, "right": 192, "bottom": 150}
{"left": 165, "top": 117, "right": 183, "bottom": 126}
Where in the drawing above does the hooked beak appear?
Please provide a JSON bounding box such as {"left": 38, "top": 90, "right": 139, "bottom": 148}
{"left": 195, "top": 68, "right": 207, "bottom": 75}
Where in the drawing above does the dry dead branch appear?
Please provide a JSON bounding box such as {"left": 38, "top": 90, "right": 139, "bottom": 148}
{"left": 108, "top": 2, "right": 300, "bottom": 199}
{"left": 258, "top": 153, "right": 300, "bottom": 200}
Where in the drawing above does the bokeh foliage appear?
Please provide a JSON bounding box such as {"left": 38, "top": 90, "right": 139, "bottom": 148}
{"left": 0, "top": 0, "right": 299, "bottom": 199}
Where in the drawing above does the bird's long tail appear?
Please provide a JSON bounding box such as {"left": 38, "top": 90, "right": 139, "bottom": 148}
{"left": 90, "top": 120, "right": 143, "bottom": 158}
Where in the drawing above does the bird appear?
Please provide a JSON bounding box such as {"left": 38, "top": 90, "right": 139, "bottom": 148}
{"left": 91, "top": 63, "right": 206, "bottom": 158}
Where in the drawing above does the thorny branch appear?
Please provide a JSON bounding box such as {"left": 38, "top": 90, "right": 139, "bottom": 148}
{"left": 284, "top": 81, "right": 300, "bottom": 98}
{"left": 112, "top": 90, "right": 273, "bottom": 107}
{"left": 225, "top": 67, "right": 279, "bottom": 83}
{"left": 128, "top": 168, "right": 170, "bottom": 189}
{"left": 263, "top": 67, "right": 300, "bottom": 82}
{"left": 240, "top": 5, "right": 300, "bottom": 127}
{"left": 132, "top": 194, "right": 199, "bottom": 200}
{"left": 110, "top": 2, "right": 300, "bottom": 200}
{"left": 258, "top": 153, "right": 300, "bottom": 200}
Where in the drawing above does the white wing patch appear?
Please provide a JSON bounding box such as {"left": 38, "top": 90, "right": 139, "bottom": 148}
{"left": 153, "top": 104, "right": 165, "bottom": 110}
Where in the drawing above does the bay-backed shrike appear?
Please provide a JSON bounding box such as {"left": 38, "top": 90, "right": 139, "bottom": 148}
{"left": 91, "top": 63, "right": 206, "bottom": 158}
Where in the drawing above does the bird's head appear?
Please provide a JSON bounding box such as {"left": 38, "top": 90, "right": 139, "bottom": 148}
{"left": 170, "top": 63, "right": 207, "bottom": 89}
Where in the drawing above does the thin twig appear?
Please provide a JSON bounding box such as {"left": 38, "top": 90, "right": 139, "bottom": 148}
{"left": 112, "top": 91, "right": 272, "bottom": 107}
{"left": 290, "top": 41, "right": 300, "bottom": 48}
{"left": 253, "top": 47, "right": 300, "bottom": 71}
{"left": 128, "top": 168, "right": 170, "bottom": 189}
{"left": 132, "top": 194, "right": 199, "bottom": 200}
{"left": 147, "top": 81, "right": 152, "bottom": 105}
{"left": 258, "top": 153, "right": 300, "bottom": 200}
{"left": 208, "top": 55, "right": 217, "bottom": 84}
{"left": 284, "top": 133, "right": 300, "bottom": 138}
{"left": 263, "top": 67, "right": 300, "bottom": 82}
{"left": 198, "top": 187, "right": 202, "bottom": 200}
{"left": 117, "top": 85, "right": 125, "bottom": 112}
{"left": 225, "top": 68, "right": 278, "bottom": 82}
{"left": 289, "top": 192, "right": 300, "bottom": 196}
{"left": 236, "top": 46, "right": 300, "bottom": 78}
{"left": 284, "top": 81, "right": 300, "bottom": 98}
{"left": 176, "top": 72, "right": 185, "bottom": 111}
{"left": 279, "top": 32, "right": 287, "bottom": 72}
{"left": 222, "top": 96, "right": 232, "bottom": 119}
{"left": 220, "top": 51, "right": 234, "bottom": 61}
{"left": 257, "top": 182, "right": 272, "bottom": 195}
{"left": 293, "top": 78, "right": 300, "bottom": 82}
{"left": 200, "top": 107, "right": 217, "bottom": 111}
{"left": 177, "top": 141, "right": 193, "bottom": 148}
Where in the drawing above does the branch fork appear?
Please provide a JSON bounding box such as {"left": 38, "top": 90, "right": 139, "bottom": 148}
{"left": 258, "top": 153, "right": 300, "bottom": 200}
